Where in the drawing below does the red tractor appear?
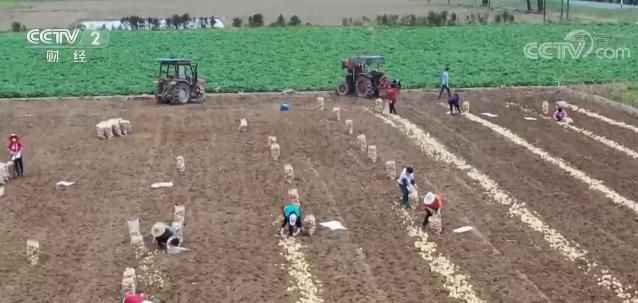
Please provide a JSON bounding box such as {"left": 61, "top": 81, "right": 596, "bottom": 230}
{"left": 336, "top": 55, "right": 391, "bottom": 98}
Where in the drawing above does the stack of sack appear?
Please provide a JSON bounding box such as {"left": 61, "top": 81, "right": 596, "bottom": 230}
{"left": 96, "top": 118, "right": 132, "bottom": 139}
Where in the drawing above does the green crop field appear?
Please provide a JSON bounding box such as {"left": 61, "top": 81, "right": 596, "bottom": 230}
{"left": 0, "top": 24, "right": 636, "bottom": 98}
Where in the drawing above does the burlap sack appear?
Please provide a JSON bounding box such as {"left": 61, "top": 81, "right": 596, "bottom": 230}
{"left": 303, "top": 214, "right": 316, "bottom": 236}
{"left": 367, "top": 145, "right": 377, "bottom": 163}
{"left": 96, "top": 122, "right": 106, "bottom": 139}
{"left": 270, "top": 143, "right": 280, "bottom": 161}
{"left": 428, "top": 212, "right": 443, "bottom": 235}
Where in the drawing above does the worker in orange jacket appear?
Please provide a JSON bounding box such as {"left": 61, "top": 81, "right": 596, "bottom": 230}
{"left": 421, "top": 192, "right": 443, "bottom": 228}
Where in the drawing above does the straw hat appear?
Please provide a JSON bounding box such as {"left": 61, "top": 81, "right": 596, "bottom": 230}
{"left": 423, "top": 192, "right": 436, "bottom": 206}
{"left": 151, "top": 222, "right": 168, "bottom": 238}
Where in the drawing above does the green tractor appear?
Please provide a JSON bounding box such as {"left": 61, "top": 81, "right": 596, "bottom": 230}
{"left": 154, "top": 59, "right": 206, "bottom": 104}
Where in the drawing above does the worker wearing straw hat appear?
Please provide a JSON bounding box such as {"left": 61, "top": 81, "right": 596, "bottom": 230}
{"left": 7, "top": 133, "right": 24, "bottom": 177}
{"left": 421, "top": 192, "right": 443, "bottom": 229}
{"left": 151, "top": 222, "right": 181, "bottom": 251}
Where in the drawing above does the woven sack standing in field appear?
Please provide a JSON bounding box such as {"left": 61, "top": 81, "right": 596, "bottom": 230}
{"left": 284, "top": 164, "right": 294, "bottom": 184}
{"left": 385, "top": 161, "right": 397, "bottom": 179}
{"left": 103, "top": 121, "right": 114, "bottom": 138}
{"left": 332, "top": 107, "right": 341, "bottom": 121}
{"left": 317, "top": 97, "right": 325, "bottom": 111}
{"left": 111, "top": 118, "right": 123, "bottom": 137}
{"left": 121, "top": 267, "right": 137, "bottom": 294}
{"left": 367, "top": 145, "right": 377, "bottom": 163}
{"left": 96, "top": 122, "right": 107, "bottom": 139}
{"left": 461, "top": 101, "right": 470, "bottom": 113}
{"left": 0, "top": 161, "right": 12, "bottom": 184}
{"left": 409, "top": 188, "right": 419, "bottom": 206}
{"left": 268, "top": 136, "right": 277, "bottom": 147}
{"left": 176, "top": 156, "right": 186, "bottom": 174}
{"left": 238, "top": 118, "right": 248, "bottom": 132}
{"left": 270, "top": 143, "right": 280, "bottom": 161}
{"left": 345, "top": 120, "right": 353, "bottom": 135}
{"left": 357, "top": 134, "right": 367, "bottom": 152}
{"left": 541, "top": 100, "right": 549, "bottom": 115}
{"left": 119, "top": 119, "right": 132, "bottom": 135}
{"left": 428, "top": 212, "right": 443, "bottom": 235}
{"left": 374, "top": 98, "right": 384, "bottom": 113}
{"left": 26, "top": 240, "right": 39, "bottom": 265}
{"left": 303, "top": 214, "right": 316, "bottom": 236}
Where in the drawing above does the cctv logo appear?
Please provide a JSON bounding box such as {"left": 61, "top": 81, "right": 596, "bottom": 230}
{"left": 26, "top": 29, "right": 80, "bottom": 46}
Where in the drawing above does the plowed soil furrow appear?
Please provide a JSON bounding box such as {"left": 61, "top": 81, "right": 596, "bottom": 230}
{"left": 461, "top": 96, "right": 638, "bottom": 252}
{"left": 295, "top": 119, "right": 461, "bottom": 303}
{"left": 523, "top": 99, "right": 638, "bottom": 153}
{"left": 398, "top": 98, "right": 638, "bottom": 297}
{"left": 468, "top": 95, "right": 638, "bottom": 208}
{"left": 2, "top": 90, "right": 638, "bottom": 303}
{"left": 555, "top": 90, "right": 638, "bottom": 126}
{"left": 155, "top": 104, "right": 290, "bottom": 303}
{"left": 274, "top": 113, "right": 390, "bottom": 303}
{"left": 332, "top": 102, "right": 617, "bottom": 303}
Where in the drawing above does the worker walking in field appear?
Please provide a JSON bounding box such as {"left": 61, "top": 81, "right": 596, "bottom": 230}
{"left": 8, "top": 134, "right": 24, "bottom": 177}
{"left": 438, "top": 66, "right": 450, "bottom": 99}
{"left": 397, "top": 166, "right": 416, "bottom": 209}
{"left": 385, "top": 80, "right": 401, "bottom": 115}
{"left": 280, "top": 202, "right": 304, "bottom": 238}
{"left": 421, "top": 192, "right": 443, "bottom": 234}
{"left": 448, "top": 92, "right": 462, "bottom": 115}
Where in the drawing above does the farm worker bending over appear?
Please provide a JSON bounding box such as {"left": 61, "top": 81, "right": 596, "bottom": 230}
{"left": 151, "top": 222, "right": 182, "bottom": 251}
{"left": 553, "top": 107, "right": 568, "bottom": 122}
{"left": 421, "top": 192, "right": 443, "bottom": 228}
{"left": 448, "top": 92, "right": 462, "bottom": 115}
{"left": 397, "top": 167, "right": 416, "bottom": 209}
{"left": 438, "top": 66, "right": 450, "bottom": 99}
{"left": 280, "top": 202, "right": 303, "bottom": 238}
{"left": 8, "top": 134, "right": 24, "bottom": 177}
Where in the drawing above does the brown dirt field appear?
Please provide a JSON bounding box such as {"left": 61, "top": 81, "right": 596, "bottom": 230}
{"left": 1, "top": 88, "right": 638, "bottom": 302}
{"left": 400, "top": 91, "right": 638, "bottom": 300}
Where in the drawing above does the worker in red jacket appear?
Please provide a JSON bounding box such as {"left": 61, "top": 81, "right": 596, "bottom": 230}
{"left": 384, "top": 80, "right": 401, "bottom": 115}
{"left": 421, "top": 192, "right": 443, "bottom": 228}
{"left": 8, "top": 134, "right": 24, "bottom": 177}
{"left": 123, "top": 291, "right": 147, "bottom": 303}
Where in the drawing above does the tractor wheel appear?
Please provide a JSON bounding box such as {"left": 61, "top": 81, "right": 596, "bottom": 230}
{"left": 355, "top": 78, "right": 373, "bottom": 98}
{"left": 171, "top": 83, "right": 191, "bottom": 105}
{"left": 336, "top": 81, "right": 350, "bottom": 96}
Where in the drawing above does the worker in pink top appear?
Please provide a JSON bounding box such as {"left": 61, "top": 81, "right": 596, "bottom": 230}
{"left": 8, "top": 134, "right": 24, "bottom": 177}
{"left": 123, "top": 291, "right": 146, "bottom": 303}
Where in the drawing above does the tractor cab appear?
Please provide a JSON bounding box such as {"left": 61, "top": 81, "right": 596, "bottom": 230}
{"left": 155, "top": 58, "right": 206, "bottom": 105}
{"left": 337, "top": 55, "right": 390, "bottom": 98}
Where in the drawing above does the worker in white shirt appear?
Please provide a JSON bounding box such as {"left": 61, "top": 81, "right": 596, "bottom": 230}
{"left": 397, "top": 166, "right": 416, "bottom": 208}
